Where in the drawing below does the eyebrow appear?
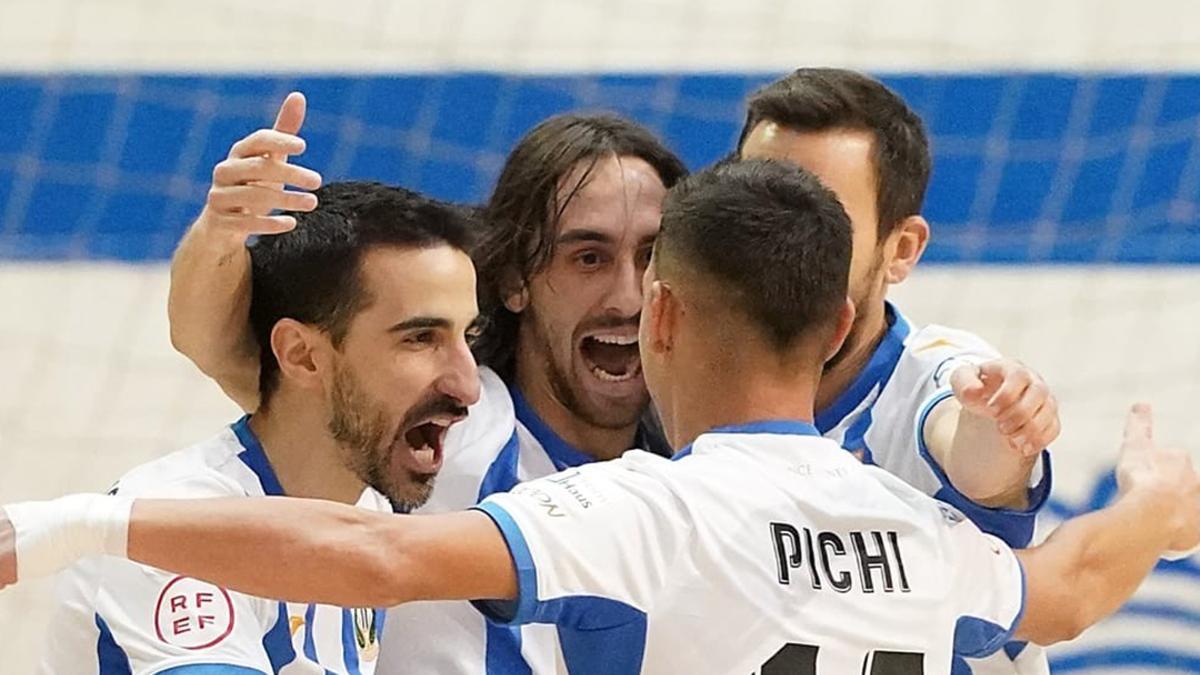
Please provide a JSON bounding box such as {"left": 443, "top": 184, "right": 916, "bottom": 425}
{"left": 556, "top": 230, "right": 658, "bottom": 247}
{"left": 387, "top": 317, "right": 452, "bottom": 333}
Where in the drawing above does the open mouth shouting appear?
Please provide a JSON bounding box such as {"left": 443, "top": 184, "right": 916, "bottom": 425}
{"left": 580, "top": 330, "right": 642, "bottom": 385}
{"left": 392, "top": 412, "right": 464, "bottom": 476}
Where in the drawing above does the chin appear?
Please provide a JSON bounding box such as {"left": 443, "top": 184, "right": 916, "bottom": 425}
{"left": 382, "top": 474, "right": 435, "bottom": 512}
{"left": 579, "top": 387, "right": 650, "bottom": 430}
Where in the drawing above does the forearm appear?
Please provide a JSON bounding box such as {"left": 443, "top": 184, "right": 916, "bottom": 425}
{"left": 128, "top": 497, "right": 409, "bottom": 607}
{"left": 168, "top": 216, "right": 261, "bottom": 411}
{"left": 926, "top": 399, "right": 1037, "bottom": 508}
{"left": 1015, "top": 488, "right": 1173, "bottom": 644}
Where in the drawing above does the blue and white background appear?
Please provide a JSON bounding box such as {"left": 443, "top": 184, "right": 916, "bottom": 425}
{"left": 1, "top": 0, "right": 1198, "bottom": 671}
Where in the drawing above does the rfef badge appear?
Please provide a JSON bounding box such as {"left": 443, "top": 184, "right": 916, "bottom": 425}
{"left": 153, "top": 576, "right": 236, "bottom": 649}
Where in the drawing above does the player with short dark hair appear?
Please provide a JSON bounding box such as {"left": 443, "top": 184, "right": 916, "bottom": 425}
{"left": 30, "top": 182, "right": 480, "bottom": 673}
{"left": 164, "top": 96, "right": 688, "bottom": 673}
{"left": 4, "top": 161, "right": 1197, "bottom": 675}
{"left": 738, "top": 68, "right": 1062, "bottom": 673}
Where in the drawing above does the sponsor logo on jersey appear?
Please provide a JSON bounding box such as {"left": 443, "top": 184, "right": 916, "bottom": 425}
{"left": 353, "top": 608, "right": 380, "bottom": 661}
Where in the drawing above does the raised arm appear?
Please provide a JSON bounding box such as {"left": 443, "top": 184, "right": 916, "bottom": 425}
{"left": 923, "top": 359, "right": 1058, "bottom": 509}
{"left": 1013, "top": 404, "right": 1200, "bottom": 645}
{"left": 0, "top": 496, "right": 516, "bottom": 609}
{"left": 168, "top": 92, "right": 322, "bottom": 411}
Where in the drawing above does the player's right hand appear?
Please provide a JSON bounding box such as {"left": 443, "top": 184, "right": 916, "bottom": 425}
{"left": 197, "top": 91, "right": 323, "bottom": 243}
{"left": 1115, "top": 403, "right": 1200, "bottom": 555}
{"left": 0, "top": 509, "right": 16, "bottom": 588}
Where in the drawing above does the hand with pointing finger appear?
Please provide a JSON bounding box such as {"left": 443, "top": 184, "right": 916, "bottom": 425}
{"left": 951, "top": 358, "right": 1060, "bottom": 458}
{"left": 198, "top": 92, "right": 323, "bottom": 244}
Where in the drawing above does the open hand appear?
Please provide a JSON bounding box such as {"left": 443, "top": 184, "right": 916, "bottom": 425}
{"left": 198, "top": 92, "right": 323, "bottom": 242}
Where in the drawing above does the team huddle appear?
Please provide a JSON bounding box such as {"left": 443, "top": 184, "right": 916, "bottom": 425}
{"left": 2, "top": 68, "right": 1199, "bottom": 675}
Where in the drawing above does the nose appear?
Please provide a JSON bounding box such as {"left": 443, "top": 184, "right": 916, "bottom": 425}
{"left": 605, "top": 256, "right": 644, "bottom": 318}
{"left": 437, "top": 337, "right": 481, "bottom": 407}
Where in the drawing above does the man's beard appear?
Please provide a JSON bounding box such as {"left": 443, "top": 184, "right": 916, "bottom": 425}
{"left": 327, "top": 362, "right": 434, "bottom": 512}
{"left": 824, "top": 246, "right": 887, "bottom": 373}
{"left": 525, "top": 305, "right": 647, "bottom": 431}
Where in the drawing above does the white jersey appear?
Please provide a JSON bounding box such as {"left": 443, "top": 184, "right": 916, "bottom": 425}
{"left": 474, "top": 421, "right": 1027, "bottom": 675}
{"left": 40, "top": 418, "right": 391, "bottom": 675}
{"left": 379, "top": 366, "right": 616, "bottom": 675}
{"left": 817, "top": 303, "right": 1053, "bottom": 675}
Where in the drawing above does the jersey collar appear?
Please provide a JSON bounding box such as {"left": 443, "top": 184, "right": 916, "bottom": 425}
{"left": 510, "top": 385, "right": 596, "bottom": 470}
{"left": 672, "top": 419, "right": 820, "bottom": 460}
{"left": 231, "top": 415, "right": 287, "bottom": 497}
{"left": 814, "top": 301, "right": 912, "bottom": 433}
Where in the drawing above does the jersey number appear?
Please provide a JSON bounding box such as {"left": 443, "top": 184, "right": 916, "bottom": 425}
{"left": 758, "top": 642, "right": 924, "bottom": 675}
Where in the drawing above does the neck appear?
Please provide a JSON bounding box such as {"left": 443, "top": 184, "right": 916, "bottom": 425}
{"left": 667, "top": 357, "right": 821, "bottom": 451}
{"left": 513, "top": 354, "right": 637, "bottom": 463}
{"left": 816, "top": 300, "right": 889, "bottom": 413}
{"left": 249, "top": 392, "right": 366, "bottom": 504}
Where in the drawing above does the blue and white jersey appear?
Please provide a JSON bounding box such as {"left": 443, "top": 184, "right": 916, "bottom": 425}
{"left": 474, "top": 422, "right": 1027, "bottom": 675}
{"left": 39, "top": 418, "right": 390, "bottom": 675}
{"left": 378, "top": 366, "right": 609, "bottom": 675}
{"left": 817, "top": 303, "right": 1053, "bottom": 675}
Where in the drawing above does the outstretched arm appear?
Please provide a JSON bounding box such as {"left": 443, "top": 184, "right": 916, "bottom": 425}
{"left": 1013, "top": 404, "right": 1200, "bottom": 645}
{"left": 0, "top": 496, "right": 516, "bottom": 608}
{"left": 924, "top": 359, "right": 1058, "bottom": 509}
{"left": 168, "top": 92, "right": 321, "bottom": 411}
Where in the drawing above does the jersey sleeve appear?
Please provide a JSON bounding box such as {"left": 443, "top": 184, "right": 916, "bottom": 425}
{"left": 91, "top": 559, "right": 275, "bottom": 674}
{"left": 940, "top": 506, "right": 1027, "bottom": 660}
{"left": 91, "top": 470, "right": 276, "bottom": 674}
{"left": 906, "top": 327, "right": 1053, "bottom": 548}
{"left": 469, "top": 456, "right": 688, "bottom": 671}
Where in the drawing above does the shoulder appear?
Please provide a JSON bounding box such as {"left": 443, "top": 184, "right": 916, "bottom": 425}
{"left": 902, "top": 320, "right": 1000, "bottom": 367}
{"left": 112, "top": 426, "right": 254, "bottom": 499}
{"left": 879, "top": 313, "right": 1003, "bottom": 398}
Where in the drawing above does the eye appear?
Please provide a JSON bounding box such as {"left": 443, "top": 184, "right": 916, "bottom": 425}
{"left": 574, "top": 250, "right": 606, "bottom": 270}
{"left": 405, "top": 330, "right": 437, "bottom": 345}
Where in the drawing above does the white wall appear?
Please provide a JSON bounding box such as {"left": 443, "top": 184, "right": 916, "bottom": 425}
{"left": 4, "top": 0, "right": 1200, "bottom": 72}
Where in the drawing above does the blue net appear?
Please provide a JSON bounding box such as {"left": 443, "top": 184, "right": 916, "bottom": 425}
{"left": 1, "top": 72, "right": 1199, "bottom": 262}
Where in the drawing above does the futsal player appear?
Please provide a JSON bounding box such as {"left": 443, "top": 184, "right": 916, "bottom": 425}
{"left": 167, "top": 94, "right": 687, "bottom": 672}
{"left": 31, "top": 183, "right": 480, "bottom": 673}
{"left": 167, "top": 90, "right": 1069, "bottom": 673}
{"left": 4, "top": 161, "right": 1198, "bottom": 675}
{"left": 736, "top": 68, "right": 1060, "bottom": 672}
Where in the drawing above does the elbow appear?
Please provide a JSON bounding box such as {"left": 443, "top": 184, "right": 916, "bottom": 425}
{"left": 167, "top": 309, "right": 213, "bottom": 374}
{"left": 1030, "top": 608, "right": 1090, "bottom": 646}
{"left": 1020, "top": 572, "right": 1096, "bottom": 647}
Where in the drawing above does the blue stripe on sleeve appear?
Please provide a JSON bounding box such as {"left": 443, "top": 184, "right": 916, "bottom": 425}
{"left": 917, "top": 389, "right": 1052, "bottom": 548}
{"left": 95, "top": 614, "right": 132, "bottom": 675}
{"left": 469, "top": 501, "right": 647, "bottom": 675}
{"left": 470, "top": 501, "right": 539, "bottom": 625}
{"left": 953, "top": 548, "right": 1027, "bottom": 659}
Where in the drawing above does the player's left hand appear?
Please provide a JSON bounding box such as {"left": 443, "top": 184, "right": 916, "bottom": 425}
{"left": 0, "top": 509, "right": 16, "bottom": 589}
{"left": 951, "top": 359, "right": 1060, "bottom": 458}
